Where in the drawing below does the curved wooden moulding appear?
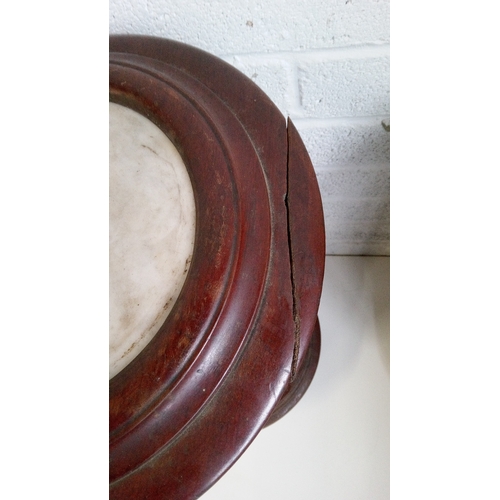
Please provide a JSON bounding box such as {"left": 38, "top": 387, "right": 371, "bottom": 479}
{"left": 109, "top": 35, "right": 325, "bottom": 500}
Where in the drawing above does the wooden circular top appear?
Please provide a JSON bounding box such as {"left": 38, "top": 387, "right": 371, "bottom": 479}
{"left": 109, "top": 35, "right": 325, "bottom": 500}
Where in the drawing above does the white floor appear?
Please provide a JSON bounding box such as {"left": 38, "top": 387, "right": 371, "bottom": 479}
{"left": 202, "top": 256, "right": 390, "bottom": 500}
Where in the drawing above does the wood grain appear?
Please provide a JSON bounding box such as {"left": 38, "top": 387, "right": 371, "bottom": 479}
{"left": 109, "top": 35, "right": 325, "bottom": 499}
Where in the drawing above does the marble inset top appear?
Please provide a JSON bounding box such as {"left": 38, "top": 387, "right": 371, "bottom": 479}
{"left": 109, "top": 103, "right": 196, "bottom": 379}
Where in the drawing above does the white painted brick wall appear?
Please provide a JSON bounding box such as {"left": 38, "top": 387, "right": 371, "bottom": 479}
{"left": 297, "top": 54, "right": 390, "bottom": 118}
{"left": 110, "top": 0, "right": 390, "bottom": 255}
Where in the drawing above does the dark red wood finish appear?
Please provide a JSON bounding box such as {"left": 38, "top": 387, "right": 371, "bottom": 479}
{"left": 109, "top": 35, "right": 325, "bottom": 499}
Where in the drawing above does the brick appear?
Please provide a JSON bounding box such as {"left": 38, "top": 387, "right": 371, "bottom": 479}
{"left": 322, "top": 198, "right": 389, "bottom": 222}
{"left": 109, "top": 0, "right": 389, "bottom": 55}
{"left": 322, "top": 198, "right": 389, "bottom": 255}
{"left": 333, "top": 0, "right": 390, "bottom": 47}
{"left": 295, "top": 120, "right": 390, "bottom": 168}
{"left": 316, "top": 168, "right": 389, "bottom": 199}
{"left": 326, "top": 239, "right": 390, "bottom": 256}
{"left": 298, "top": 57, "right": 389, "bottom": 118}
{"left": 325, "top": 220, "right": 389, "bottom": 255}
{"left": 326, "top": 221, "right": 390, "bottom": 242}
{"left": 222, "top": 56, "right": 291, "bottom": 117}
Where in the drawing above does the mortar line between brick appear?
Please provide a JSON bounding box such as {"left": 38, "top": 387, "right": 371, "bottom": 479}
{"left": 292, "top": 115, "right": 390, "bottom": 128}
{"left": 327, "top": 255, "right": 390, "bottom": 258}
{"left": 314, "top": 163, "right": 389, "bottom": 172}
{"left": 221, "top": 43, "right": 390, "bottom": 61}
{"left": 326, "top": 241, "right": 391, "bottom": 247}
{"left": 321, "top": 195, "right": 390, "bottom": 202}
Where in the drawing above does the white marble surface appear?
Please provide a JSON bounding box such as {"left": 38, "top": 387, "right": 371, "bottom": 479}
{"left": 109, "top": 103, "right": 196, "bottom": 379}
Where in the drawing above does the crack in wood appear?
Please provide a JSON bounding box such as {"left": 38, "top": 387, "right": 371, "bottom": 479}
{"left": 285, "top": 117, "right": 301, "bottom": 381}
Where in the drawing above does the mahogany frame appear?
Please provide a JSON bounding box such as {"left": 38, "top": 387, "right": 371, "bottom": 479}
{"left": 109, "top": 35, "right": 325, "bottom": 499}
